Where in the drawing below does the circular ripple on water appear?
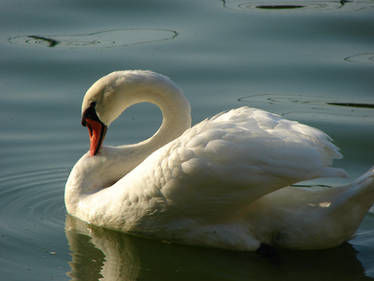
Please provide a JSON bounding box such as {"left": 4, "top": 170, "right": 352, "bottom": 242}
{"left": 0, "top": 167, "right": 68, "bottom": 238}
{"left": 238, "top": 94, "right": 374, "bottom": 121}
{"left": 0, "top": 167, "right": 71, "bottom": 279}
{"left": 345, "top": 52, "right": 374, "bottom": 65}
{"left": 223, "top": 0, "right": 374, "bottom": 12}
{"left": 8, "top": 28, "right": 178, "bottom": 48}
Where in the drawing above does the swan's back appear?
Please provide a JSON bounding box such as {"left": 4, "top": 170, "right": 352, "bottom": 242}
{"left": 118, "top": 107, "right": 346, "bottom": 224}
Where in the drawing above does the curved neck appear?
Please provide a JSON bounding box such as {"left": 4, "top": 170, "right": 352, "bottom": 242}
{"left": 114, "top": 72, "right": 192, "bottom": 156}
{"left": 67, "top": 71, "right": 192, "bottom": 207}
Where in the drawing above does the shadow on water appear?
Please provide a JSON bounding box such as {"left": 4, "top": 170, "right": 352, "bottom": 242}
{"left": 66, "top": 215, "right": 373, "bottom": 281}
{"left": 8, "top": 28, "right": 178, "bottom": 48}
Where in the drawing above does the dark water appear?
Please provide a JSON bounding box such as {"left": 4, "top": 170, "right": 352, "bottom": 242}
{"left": 1, "top": 0, "right": 374, "bottom": 280}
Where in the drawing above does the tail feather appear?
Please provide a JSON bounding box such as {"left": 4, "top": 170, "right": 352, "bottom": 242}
{"left": 352, "top": 166, "right": 374, "bottom": 187}
{"left": 342, "top": 166, "right": 374, "bottom": 210}
{"left": 320, "top": 167, "right": 349, "bottom": 178}
{"left": 327, "top": 166, "right": 374, "bottom": 244}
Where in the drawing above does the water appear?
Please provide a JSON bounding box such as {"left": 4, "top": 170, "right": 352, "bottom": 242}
{"left": 0, "top": 0, "right": 373, "bottom": 280}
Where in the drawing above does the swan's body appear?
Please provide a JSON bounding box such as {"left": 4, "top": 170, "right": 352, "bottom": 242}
{"left": 65, "top": 70, "right": 374, "bottom": 251}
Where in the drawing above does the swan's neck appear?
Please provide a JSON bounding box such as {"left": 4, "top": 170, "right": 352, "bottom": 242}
{"left": 92, "top": 71, "right": 192, "bottom": 154}
{"left": 113, "top": 72, "right": 192, "bottom": 163}
{"left": 131, "top": 88, "right": 191, "bottom": 155}
{"left": 66, "top": 71, "right": 192, "bottom": 215}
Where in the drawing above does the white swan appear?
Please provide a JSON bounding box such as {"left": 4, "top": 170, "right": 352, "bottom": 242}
{"left": 65, "top": 70, "right": 374, "bottom": 251}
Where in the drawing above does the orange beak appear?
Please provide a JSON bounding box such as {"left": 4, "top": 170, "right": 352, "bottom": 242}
{"left": 84, "top": 118, "right": 107, "bottom": 156}
{"left": 81, "top": 102, "right": 107, "bottom": 156}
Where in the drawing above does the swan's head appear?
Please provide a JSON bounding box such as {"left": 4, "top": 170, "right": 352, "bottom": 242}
{"left": 81, "top": 70, "right": 191, "bottom": 156}
{"left": 82, "top": 73, "right": 122, "bottom": 156}
{"left": 81, "top": 71, "right": 144, "bottom": 156}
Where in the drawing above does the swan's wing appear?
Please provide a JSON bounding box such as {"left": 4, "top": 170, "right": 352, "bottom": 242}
{"left": 129, "top": 107, "right": 346, "bottom": 218}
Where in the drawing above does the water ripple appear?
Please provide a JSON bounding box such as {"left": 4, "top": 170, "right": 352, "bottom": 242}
{"left": 345, "top": 52, "right": 374, "bottom": 64}
{"left": 0, "top": 167, "right": 71, "bottom": 280}
{"left": 8, "top": 28, "right": 178, "bottom": 48}
{"left": 238, "top": 94, "right": 374, "bottom": 122}
{"left": 222, "top": 0, "right": 374, "bottom": 12}
{"left": 0, "top": 167, "right": 68, "bottom": 237}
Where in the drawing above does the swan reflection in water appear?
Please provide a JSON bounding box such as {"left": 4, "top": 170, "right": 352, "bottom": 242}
{"left": 65, "top": 215, "right": 373, "bottom": 281}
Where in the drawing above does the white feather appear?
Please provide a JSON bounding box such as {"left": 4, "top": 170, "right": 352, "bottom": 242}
{"left": 66, "top": 70, "right": 374, "bottom": 251}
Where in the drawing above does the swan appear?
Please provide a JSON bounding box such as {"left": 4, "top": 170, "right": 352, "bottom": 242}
{"left": 65, "top": 70, "right": 374, "bottom": 251}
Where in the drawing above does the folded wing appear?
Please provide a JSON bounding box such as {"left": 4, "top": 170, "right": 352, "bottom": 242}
{"left": 133, "top": 107, "right": 346, "bottom": 219}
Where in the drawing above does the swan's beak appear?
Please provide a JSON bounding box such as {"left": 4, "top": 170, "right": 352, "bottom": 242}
{"left": 81, "top": 103, "right": 107, "bottom": 156}
{"left": 84, "top": 118, "right": 107, "bottom": 156}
